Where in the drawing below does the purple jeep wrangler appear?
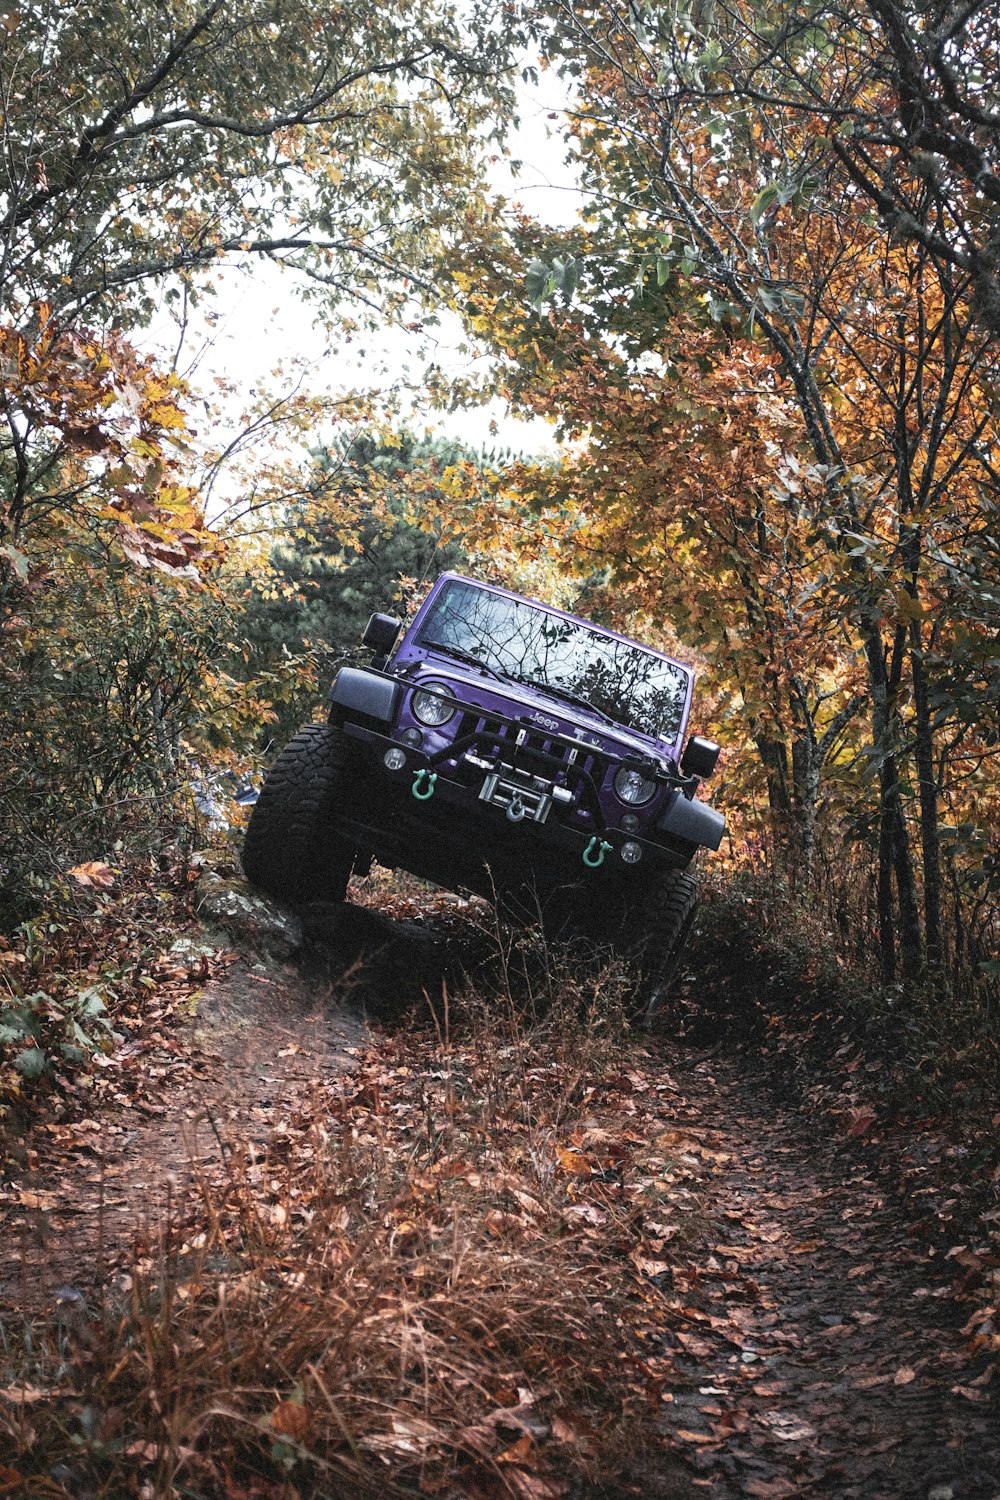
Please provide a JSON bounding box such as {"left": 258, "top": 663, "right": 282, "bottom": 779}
{"left": 242, "top": 573, "right": 724, "bottom": 1014}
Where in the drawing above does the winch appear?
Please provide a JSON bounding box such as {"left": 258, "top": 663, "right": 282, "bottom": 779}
{"left": 477, "top": 761, "right": 573, "bottom": 825}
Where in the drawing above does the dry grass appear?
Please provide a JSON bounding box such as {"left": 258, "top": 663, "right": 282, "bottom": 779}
{"left": 1, "top": 936, "right": 705, "bottom": 1499}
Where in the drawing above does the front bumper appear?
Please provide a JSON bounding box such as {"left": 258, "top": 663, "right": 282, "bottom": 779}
{"left": 333, "top": 719, "right": 691, "bottom": 899}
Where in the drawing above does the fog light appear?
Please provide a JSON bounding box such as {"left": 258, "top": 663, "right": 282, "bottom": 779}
{"left": 383, "top": 748, "right": 407, "bottom": 771}
{"left": 401, "top": 727, "right": 423, "bottom": 748}
{"left": 620, "top": 812, "right": 640, "bottom": 833}
{"left": 620, "top": 840, "right": 642, "bottom": 864}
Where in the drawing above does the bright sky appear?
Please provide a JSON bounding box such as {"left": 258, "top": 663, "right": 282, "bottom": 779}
{"left": 142, "top": 76, "right": 582, "bottom": 491}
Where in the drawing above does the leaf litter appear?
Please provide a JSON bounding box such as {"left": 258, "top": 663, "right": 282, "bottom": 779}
{"left": 0, "top": 883, "right": 997, "bottom": 1497}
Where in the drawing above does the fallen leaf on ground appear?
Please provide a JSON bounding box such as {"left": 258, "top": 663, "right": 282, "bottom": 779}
{"left": 67, "top": 860, "right": 116, "bottom": 888}
{"left": 497, "top": 1433, "right": 534, "bottom": 1464}
{"left": 764, "top": 1410, "right": 816, "bottom": 1441}
{"left": 269, "top": 1399, "right": 312, "bottom": 1441}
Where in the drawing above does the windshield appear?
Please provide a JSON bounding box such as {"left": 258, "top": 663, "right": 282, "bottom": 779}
{"left": 415, "top": 580, "right": 689, "bottom": 741}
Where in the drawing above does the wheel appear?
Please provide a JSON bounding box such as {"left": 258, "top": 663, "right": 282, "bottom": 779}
{"left": 629, "top": 869, "right": 700, "bottom": 1021}
{"left": 242, "top": 724, "right": 356, "bottom": 903}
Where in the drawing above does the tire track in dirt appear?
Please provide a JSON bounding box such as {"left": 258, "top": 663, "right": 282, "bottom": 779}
{"left": 646, "top": 1052, "right": 999, "bottom": 1500}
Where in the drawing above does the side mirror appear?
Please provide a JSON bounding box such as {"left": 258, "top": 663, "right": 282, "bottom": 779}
{"left": 680, "top": 735, "right": 720, "bottom": 779}
{"left": 362, "top": 613, "right": 402, "bottom": 656}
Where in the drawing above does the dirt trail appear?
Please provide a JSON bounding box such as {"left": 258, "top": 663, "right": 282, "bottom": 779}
{"left": 652, "top": 1052, "right": 999, "bottom": 1500}
{"left": 1, "top": 898, "right": 473, "bottom": 1313}
{"left": 1, "top": 903, "right": 996, "bottom": 1498}
{"left": 2, "top": 959, "right": 365, "bottom": 1313}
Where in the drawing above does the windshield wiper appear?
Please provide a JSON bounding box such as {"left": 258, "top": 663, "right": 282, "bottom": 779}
{"left": 424, "top": 641, "right": 508, "bottom": 682}
{"left": 532, "top": 681, "right": 617, "bottom": 726}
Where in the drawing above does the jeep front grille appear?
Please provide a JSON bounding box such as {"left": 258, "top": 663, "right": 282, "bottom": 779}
{"left": 442, "top": 711, "right": 609, "bottom": 815}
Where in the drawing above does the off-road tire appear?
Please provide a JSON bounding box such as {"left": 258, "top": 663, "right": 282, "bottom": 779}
{"left": 242, "top": 724, "right": 356, "bottom": 903}
{"left": 630, "top": 869, "right": 700, "bottom": 1021}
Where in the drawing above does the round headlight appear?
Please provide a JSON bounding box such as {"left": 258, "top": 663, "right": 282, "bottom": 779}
{"left": 613, "top": 766, "right": 657, "bottom": 805}
{"left": 411, "top": 684, "right": 458, "bottom": 727}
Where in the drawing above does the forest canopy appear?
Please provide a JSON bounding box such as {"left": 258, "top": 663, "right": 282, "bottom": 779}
{"left": 1, "top": 0, "right": 998, "bottom": 1068}
{"left": 435, "top": 0, "right": 1000, "bottom": 991}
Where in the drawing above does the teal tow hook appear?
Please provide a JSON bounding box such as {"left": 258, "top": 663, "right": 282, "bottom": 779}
{"left": 582, "top": 836, "right": 612, "bottom": 869}
{"left": 412, "top": 768, "right": 437, "bottom": 801}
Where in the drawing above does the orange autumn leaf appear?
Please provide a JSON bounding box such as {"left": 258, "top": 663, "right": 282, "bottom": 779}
{"left": 269, "top": 1399, "right": 313, "bottom": 1442}
{"left": 67, "top": 861, "right": 115, "bottom": 888}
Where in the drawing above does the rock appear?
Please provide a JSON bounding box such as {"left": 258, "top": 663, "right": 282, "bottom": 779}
{"left": 195, "top": 875, "right": 303, "bottom": 958}
{"left": 168, "top": 933, "right": 220, "bottom": 971}
{"left": 189, "top": 847, "right": 242, "bottom": 880}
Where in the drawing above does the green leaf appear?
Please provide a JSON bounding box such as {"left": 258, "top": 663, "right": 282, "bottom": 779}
{"left": 554, "top": 255, "right": 580, "bottom": 299}
{"left": 525, "top": 258, "right": 552, "bottom": 307}
{"left": 750, "top": 183, "right": 780, "bottom": 226}
{"left": 75, "top": 988, "right": 108, "bottom": 1019}
{"left": 0, "top": 1004, "right": 38, "bottom": 1043}
{"left": 14, "top": 1046, "right": 48, "bottom": 1079}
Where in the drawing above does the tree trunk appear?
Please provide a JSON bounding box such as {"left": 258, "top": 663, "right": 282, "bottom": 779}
{"left": 891, "top": 795, "right": 924, "bottom": 981}
{"left": 909, "top": 622, "right": 944, "bottom": 973}
{"left": 791, "top": 733, "right": 820, "bottom": 890}
{"left": 877, "top": 777, "right": 896, "bottom": 983}
{"left": 865, "top": 624, "right": 923, "bottom": 983}
{"left": 752, "top": 727, "right": 792, "bottom": 817}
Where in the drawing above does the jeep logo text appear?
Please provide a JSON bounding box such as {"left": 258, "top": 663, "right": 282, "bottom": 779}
{"left": 529, "top": 710, "right": 560, "bottom": 732}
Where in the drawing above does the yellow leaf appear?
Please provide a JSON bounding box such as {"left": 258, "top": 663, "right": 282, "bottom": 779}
{"left": 894, "top": 588, "right": 924, "bottom": 622}
{"left": 556, "top": 1146, "right": 591, "bottom": 1174}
